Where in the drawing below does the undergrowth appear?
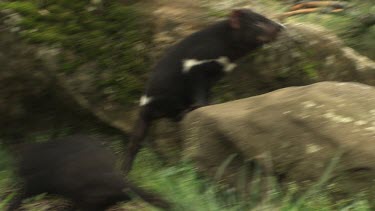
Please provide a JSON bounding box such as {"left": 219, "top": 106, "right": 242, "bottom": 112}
{"left": 128, "top": 149, "right": 372, "bottom": 211}
{"left": 0, "top": 145, "right": 372, "bottom": 210}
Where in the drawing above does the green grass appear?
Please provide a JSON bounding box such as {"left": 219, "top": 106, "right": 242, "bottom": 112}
{"left": 0, "top": 145, "right": 15, "bottom": 210}
{"left": 128, "top": 149, "right": 372, "bottom": 211}
{"left": 0, "top": 145, "right": 372, "bottom": 210}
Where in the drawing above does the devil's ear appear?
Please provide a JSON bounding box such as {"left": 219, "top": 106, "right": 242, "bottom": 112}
{"left": 229, "top": 9, "right": 243, "bottom": 29}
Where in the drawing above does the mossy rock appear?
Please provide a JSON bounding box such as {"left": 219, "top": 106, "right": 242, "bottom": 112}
{"left": 0, "top": 0, "right": 151, "bottom": 106}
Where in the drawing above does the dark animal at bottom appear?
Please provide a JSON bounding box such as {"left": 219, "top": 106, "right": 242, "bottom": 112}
{"left": 7, "top": 135, "right": 170, "bottom": 211}
{"left": 124, "top": 9, "right": 284, "bottom": 174}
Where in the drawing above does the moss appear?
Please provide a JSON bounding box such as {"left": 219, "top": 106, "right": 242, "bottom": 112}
{"left": 61, "top": 59, "right": 84, "bottom": 74}
{"left": 1, "top": 0, "right": 151, "bottom": 105}
{"left": 302, "top": 62, "right": 319, "bottom": 79}
{"left": 0, "top": 2, "right": 38, "bottom": 15}
{"left": 20, "top": 26, "right": 66, "bottom": 44}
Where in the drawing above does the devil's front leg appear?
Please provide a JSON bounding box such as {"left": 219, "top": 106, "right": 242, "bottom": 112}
{"left": 172, "top": 72, "right": 210, "bottom": 122}
{"left": 187, "top": 61, "right": 224, "bottom": 111}
{"left": 190, "top": 70, "right": 211, "bottom": 109}
{"left": 192, "top": 86, "right": 209, "bottom": 110}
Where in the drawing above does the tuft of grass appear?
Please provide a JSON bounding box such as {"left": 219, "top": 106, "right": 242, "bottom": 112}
{"left": 130, "top": 149, "right": 372, "bottom": 211}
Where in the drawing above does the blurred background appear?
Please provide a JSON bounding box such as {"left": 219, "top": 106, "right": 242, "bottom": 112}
{"left": 0, "top": 0, "right": 374, "bottom": 210}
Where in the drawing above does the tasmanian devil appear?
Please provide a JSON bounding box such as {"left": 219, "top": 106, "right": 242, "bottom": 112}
{"left": 7, "top": 135, "right": 171, "bottom": 211}
{"left": 124, "top": 9, "right": 284, "bottom": 174}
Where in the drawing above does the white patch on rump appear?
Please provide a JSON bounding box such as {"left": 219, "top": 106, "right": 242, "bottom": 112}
{"left": 139, "top": 95, "right": 152, "bottom": 106}
{"left": 182, "top": 56, "right": 237, "bottom": 73}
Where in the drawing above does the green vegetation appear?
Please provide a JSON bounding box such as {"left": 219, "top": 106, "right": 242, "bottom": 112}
{"left": 0, "top": 146, "right": 15, "bottom": 210}
{"left": 0, "top": 0, "right": 151, "bottom": 105}
{"left": 286, "top": 0, "right": 375, "bottom": 59}
{"left": 1, "top": 145, "right": 371, "bottom": 210}
{"left": 130, "top": 147, "right": 372, "bottom": 211}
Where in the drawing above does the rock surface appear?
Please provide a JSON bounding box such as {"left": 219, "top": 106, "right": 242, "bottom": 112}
{"left": 218, "top": 23, "right": 375, "bottom": 102}
{"left": 182, "top": 81, "right": 375, "bottom": 202}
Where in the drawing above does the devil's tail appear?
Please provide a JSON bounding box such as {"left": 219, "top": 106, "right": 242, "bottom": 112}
{"left": 123, "top": 109, "right": 152, "bottom": 175}
{"left": 124, "top": 178, "right": 172, "bottom": 210}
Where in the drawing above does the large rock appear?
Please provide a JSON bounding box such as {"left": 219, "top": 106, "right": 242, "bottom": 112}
{"left": 217, "top": 23, "right": 375, "bottom": 102}
{"left": 182, "top": 82, "right": 375, "bottom": 202}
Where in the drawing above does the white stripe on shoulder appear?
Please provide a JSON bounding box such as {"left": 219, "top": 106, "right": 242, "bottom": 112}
{"left": 139, "top": 95, "right": 153, "bottom": 106}
{"left": 182, "top": 57, "right": 237, "bottom": 73}
{"left": 216, "top": 56, "right": 237, "bottom": 73}
{"left": 182, "top": 59, "right": 207, "bottom": 73}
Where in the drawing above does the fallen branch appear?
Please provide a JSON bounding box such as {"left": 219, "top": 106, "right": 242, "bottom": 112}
{"left": 290, "top": 1, "right": 346, "bottom": 11}
{"left": 278, "top": 8, "right": 344, "bottom": 20}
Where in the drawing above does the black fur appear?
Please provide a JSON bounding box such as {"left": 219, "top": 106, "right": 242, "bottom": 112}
{"left": 124, "top": 9, "right": 284, "bottom": 174}
{"left": 7, "top": 135, "right": 171, "bottom": 211}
